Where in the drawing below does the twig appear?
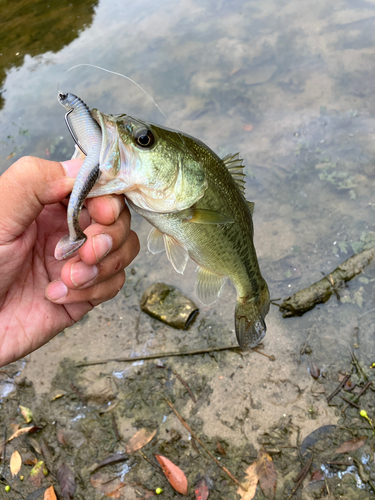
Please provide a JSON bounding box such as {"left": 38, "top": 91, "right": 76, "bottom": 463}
{"left": 0, "top": 427, "right": 6, "bottom": 476}
{"left": 172, "top": 370, "right": 196, "bottom": 403}
{"left": 138, "top": 451, "right": 164, "bottom": 477}
{"left": 350, "top": 349, "right": 367, "bottom": 381}
{"left": 69, "top": 381, "right": 86, "bottom": 405}
{"left": 111, "top": 414, "right": 122, "bottom": 442}
{"left": 287, "top": 455, "right": 313, "bottom": 499}
{"left": 76, "top": 345, "right": 241, "bottom": 367}
{"left": 353, "top": 381, "right": 372, "bottom": 402}
{"left": 340, "top": 396, "right": 360, "bottom": 409}
{"left": 326, "top": 374, "right": 351, "bottom": 402}
{"left": 163, "top": 397, "right": 246, "bottom": 491}
{"left": 326, "top": 461, "right": 352, "bottom": 466}
{"left": 252, "top": 349, "right": 275, "bottom": 361}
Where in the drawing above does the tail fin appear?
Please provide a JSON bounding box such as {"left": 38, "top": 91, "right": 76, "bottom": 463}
{"left": 235, "top": 284, "right": 270, "bottom": 349}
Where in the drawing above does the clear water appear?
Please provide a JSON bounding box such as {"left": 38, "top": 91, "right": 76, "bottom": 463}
{"left": 1, "top": 0, "right": 375, "bottom": 468}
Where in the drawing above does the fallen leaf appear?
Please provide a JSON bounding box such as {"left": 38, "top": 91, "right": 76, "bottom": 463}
{"left": 90, "top": 452, "right": 128, "bottom": 473}
{"left": 29, "top": 437, "right": 42, "bottom": 455}
{"left": 10, "top": 450, "right": 22, "bottom": 476}
{"left": 19, "top": 405, "right": 33, "bottom": 423}
{"left": 311, "top": 470, "right": 324, "bottom": 482}
{"left": 155, "top": 455, "right": 188, "bottom": 494}
{"left": 58, "top": 464, "right": 76, "bottom": 499}
{"left": 57, "top": 429, "right": 68, "bottom": 446}
{"left": 51, "top": 390, "right": 67, "bottom": 401}
{"left": 256, "top": 449, "right": 276, "bottom": 500}
{"left": 237, "top": 462, "right": 258, "bottom": 500}
{"left": 335, "top": 436, "right": 367, "bottom": 454}
{"left": 6, "top": 152, "right": 15, "bottom": 160}
{"left": 23, "top": 451, "right": 38, "bottom": 466}
{"left": 126, "top": 428, "right": 156, "bottom": 453}
{"left": 216, "top": 441, "right": 226, "bottom": 456}
{"left": 90, "top": 471, "right": 126, "bottom": 498}
{"left": 43, "top": 485, "right": 57, "bottom": 500}
{"left": 195, "top": 477, "right": 210, "bottom": 500}
{"left": 242, "top": 124, "right": 253, "bottom": 132}
{"left": 7, "top": 426, "right": 42, "bottom": 443}
{"left": 29, "top": 461, "right": 48, "bottom": 487}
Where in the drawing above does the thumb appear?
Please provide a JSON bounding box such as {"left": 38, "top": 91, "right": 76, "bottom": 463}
{"left": 0, "top": 156, "right": 82, "bottom": 242}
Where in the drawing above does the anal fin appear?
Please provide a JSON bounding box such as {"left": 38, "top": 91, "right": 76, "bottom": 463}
{"left": 196, "top": 266, "right": 226, "bottom": 305}
{"left": 147, "top": 227, "right": 165, "bottom": 254}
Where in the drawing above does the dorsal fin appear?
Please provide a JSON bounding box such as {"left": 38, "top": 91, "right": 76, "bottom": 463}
{"left": 222, "top": 153, "right": 246, "bottom": 195}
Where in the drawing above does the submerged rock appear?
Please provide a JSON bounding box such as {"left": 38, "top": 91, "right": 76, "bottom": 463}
{"left": 140, "top": 283, "right": 199, "bottom": 330}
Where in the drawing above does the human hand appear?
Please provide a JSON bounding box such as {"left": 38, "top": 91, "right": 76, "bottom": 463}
{"left": 0, "top": 156, "right": 139, "bottom": 367}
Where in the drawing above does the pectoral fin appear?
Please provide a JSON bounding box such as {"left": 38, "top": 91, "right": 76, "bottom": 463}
{"left": 184, "top": 208, "right": 234, "bottom": 224}
{"left": 195, "top": 266, "right": 226, "bottom": 305}
{"left": 164, "top": 234, "right": 189, "bottom": 274}
{"left": 147, "top": 227, "right": 165, "bottom": 254}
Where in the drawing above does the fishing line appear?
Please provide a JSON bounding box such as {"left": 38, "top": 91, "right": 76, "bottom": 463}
{"left": 57, "top": 63, "right": 185, "bottom": 145}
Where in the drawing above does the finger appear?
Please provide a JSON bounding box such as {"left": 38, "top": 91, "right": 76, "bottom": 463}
{"left": 77, "top": 204, "right": 133, "bottom": 266}
{"left": 86, "top": 194, "right": 126, "bottom": 225}
{"left": 0, "top": 157, "right": 82, "bottom": 241}
{"left": 45, "top": 269, "right": 126, "bottom": 305}
{"left": 60, "top": 230, "right": 139, "bottom": 289}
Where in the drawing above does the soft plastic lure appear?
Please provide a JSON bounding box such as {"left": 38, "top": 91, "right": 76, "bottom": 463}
{"left": 55, "top": 92, "right": 102, "bottom": 260}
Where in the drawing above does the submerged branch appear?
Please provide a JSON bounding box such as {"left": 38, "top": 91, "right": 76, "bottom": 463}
{"left": 279, "top": 245, "right": 375, "bottom": 318}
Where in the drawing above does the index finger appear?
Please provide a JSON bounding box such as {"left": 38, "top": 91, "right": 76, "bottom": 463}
{"left": 86, "top": 194, "right": 126, "bottom": 225}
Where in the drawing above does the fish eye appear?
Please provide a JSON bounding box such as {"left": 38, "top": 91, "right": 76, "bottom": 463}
{"left": 134, "top": 128, "right": 155, "bottom": 148}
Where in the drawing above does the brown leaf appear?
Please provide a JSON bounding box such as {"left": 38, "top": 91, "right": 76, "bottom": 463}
{"left": 6, "top": 152, "right": 15, "bottom": 160}
{"left": 10, "top": 450, "right": 22, "bottom": 476}
{"left": 335, "top": 436, "right": 367, "bottom": 454}
{"left": 44, "top": 485, "right": 57, "bottom": 500}
{"left": 216, "top": 440, "right": 226, "bottom": 456}
{"left": 90, "top": 471, "right": 126, "bottom": 498}
{"left": 311, "top": 470, "right": 324, "bottom": 482}
{"left": 256, "top": 449, "right": 277, "bottom": 500}
{"left": 29, "top": 461, "right": 48, "bottom": 487}
{"left": 58, "top": 464, "right": 76, "bottom": 499}
{"left": 125, "top": 428, "right": 156, "bottom": 453}
{"left": 155, "top": 454, "right": 188, "bottom": 494}
{"left": 29, "top": 437, "right": 42, "bottom": 455}
{"left": 57, "top": 429, "right": 68, "bottom": 446}
{"left": 89, "top": 453, "right": 128, "bottom": 473}
{"left": 7, "top": 426, "right": 42, "bottom": 443}
{"left": 237, "top": 462, "right": 258, "bottom": 500}
{"left": 51, "top": 390, "right": 67, "bottom": 401}
{"left": 195, "top": 477, "right": 210, "bottom": 500}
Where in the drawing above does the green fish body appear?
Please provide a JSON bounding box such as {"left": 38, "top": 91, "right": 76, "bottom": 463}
{"left": 86, "top": 110, "right": 270, "bottom": 348}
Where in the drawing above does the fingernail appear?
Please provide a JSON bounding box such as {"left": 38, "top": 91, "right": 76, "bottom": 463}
{"left": 71, "top": 262, "right": 99, "bottom": 287}
{"left": 46, "top": 280, "right": 68, "bottom": 301}
{"left": 110, "top": 196, "right": 123, "bottom": 220}
{"left": 93, "top": 234, "right": 112, "bottom": 262}
{"left": 61, "top": 159, "right": 84, "bottom": 178}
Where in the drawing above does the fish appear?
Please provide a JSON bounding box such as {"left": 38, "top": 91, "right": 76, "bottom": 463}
{"left": 55, "top": 92, "right": 102, "bottom": 260}
{"left": 57, "top": 94, "right": 270, "bottom": 349}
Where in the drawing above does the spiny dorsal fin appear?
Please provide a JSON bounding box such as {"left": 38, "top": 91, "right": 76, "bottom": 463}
{"left": 247, "top": 201, "right": 255, "bottom": 215}
{"left": 222, "top": 152, "right": 246, "bottom": 195}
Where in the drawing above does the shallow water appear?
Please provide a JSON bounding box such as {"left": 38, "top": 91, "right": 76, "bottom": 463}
{"left": 1, "top": 0, "right": 375, "bottom": 497}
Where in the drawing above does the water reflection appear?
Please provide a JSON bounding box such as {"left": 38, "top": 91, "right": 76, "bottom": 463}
{"left": 0, "top": 0, "right": 99, "bottom": 111}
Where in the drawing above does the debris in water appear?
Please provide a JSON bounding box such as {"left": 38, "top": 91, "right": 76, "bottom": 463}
{"left": 238, "top": 462, "right": 258, "bottom": 499}
{"left": 256, "top": 449, "right": 277, "bottom": 500}
{"left": 155, "top": 454, "right": 188, "bottom": 494}
{"left": 140, "top": 283, "right": 199, "bottom": 329}
{"left": 29, "top": 461, "right": 48, "bottom": 487}
{"left": 334, "top": 436, "right": 367, "bottom": 454}
{"left": 216, "top": 440, "right": 226, "bottom": 456}
{"left": 90, "top": 471, "right": 126, "bottom": 498}
{"left": 10, "top": 450, "right": 22, "bottom": 476}
{"left": 19, "top": 405, "right": 33, "bottom": 423}
{"left": 279, "top": 245, "right": 375, "bottom": 317}
{"left": 287, "top": 455, "right": 313, "bottom": 499}
{"left": 126, "top": 428, "right": 157, "bottom": 453}
{"left": 308, "top": 363, "right": 320, "bottom": 379}
{"left": 50, "top": 390, "right": 67, "bottom": 401}
{"left": 6, "top": 426, "right": 42, "bottom": 443}
{"left": 58, "top": 463, "right": 76, "bottom": 499}
{"left": 43, "top": 485, "right": 57, "bottom": 500}
{"left": 195, "top": 477, "right": 210, "bottom": 499}
{"left": 90, "top": 453, "right": 128, "bottom": 473}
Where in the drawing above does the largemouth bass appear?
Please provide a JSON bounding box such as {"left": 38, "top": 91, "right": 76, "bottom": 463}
{"left": 56, "top": 94, "right": 270, "bottom": 349}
